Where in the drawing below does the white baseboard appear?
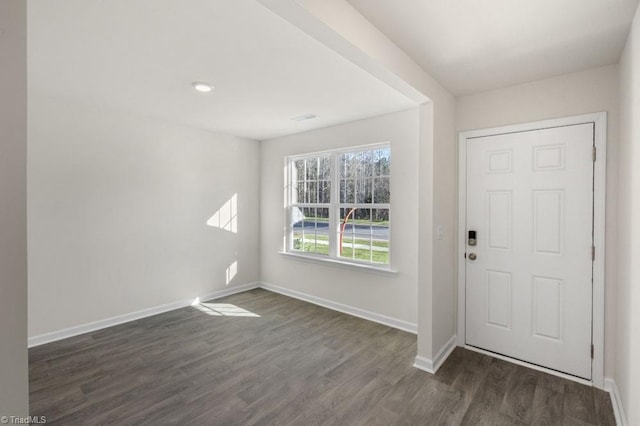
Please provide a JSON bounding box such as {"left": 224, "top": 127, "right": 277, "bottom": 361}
{"left": 605, "top": 378, "right": 627, "bottom": 426}
{"left": 413, "top": 335, "right": 457, "bottom": 374}
{"left": 28, "top": 282, "right": 261, "bottom": 348}
{"left": 433, "top": 335, "right": 457, "bottom": 372}
{"left": 259, "top": 282, "right": 417, "bottom": 334}
{"left": 29, "top": 281, "right": 418, "bottom": 348}
{"left": 197, "top": 282, "right": 261, "bottom": 303}
{"left": 413, "top": 355, "right": 435, "bottom": 373}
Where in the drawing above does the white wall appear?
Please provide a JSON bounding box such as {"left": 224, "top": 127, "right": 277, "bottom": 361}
{"left": 617, "top": 3, "right": 640, "bottom": 424}
{"left": 457, "top": 65, "right": 620, "bottom": 379}
{"left": 262, "top": 0, "right": 458, "bottom": 362}
{"left": 0, "top": 0, "right": 28, "bottom": 417}
{"left": 28, "top": 95, "right": 261, "bottom": 337}
{"left": 28, "top": 0, "right": 461, "bottom": 368}
{"left": 260, "top": 109, "right": 419, "bottom": 326}
{"left": 428, "top": 97, "right": 457, "bottom": 356}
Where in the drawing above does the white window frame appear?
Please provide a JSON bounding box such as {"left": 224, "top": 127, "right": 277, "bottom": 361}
{"left": 285, "top": 142, "right": 391, "bottom": 268}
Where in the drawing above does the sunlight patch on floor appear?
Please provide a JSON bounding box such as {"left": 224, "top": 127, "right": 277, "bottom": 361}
{"left": 193, "top": 302, "right": 260, "bottom": 317}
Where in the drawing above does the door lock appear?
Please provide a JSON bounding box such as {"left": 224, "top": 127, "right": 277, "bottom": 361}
{"left": 468, "top": 230, "right": 477, "bottom": 246}
{"left": 468, "top": 253, "right": 477, "bottom": 261}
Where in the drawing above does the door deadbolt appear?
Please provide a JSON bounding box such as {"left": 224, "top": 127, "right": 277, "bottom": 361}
{"left": 468, "top": 230, "right": 477, "bottom": 246}
{"left": 468, "top": 253, "right": 477, "bottom": 261}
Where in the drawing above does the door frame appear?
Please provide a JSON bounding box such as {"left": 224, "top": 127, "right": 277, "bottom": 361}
{"left": 456, "top": 112, "right": 607, "bottom": 388}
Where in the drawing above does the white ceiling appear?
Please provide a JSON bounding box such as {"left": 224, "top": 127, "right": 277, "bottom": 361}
{"left": 348, "top": 0, "right": 640, "bottom": 95}
{"left": 28, "top": 0, "right": 415, "bottom": 140}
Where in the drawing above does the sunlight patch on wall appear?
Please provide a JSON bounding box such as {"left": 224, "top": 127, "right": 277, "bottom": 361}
{"left": 226, "top": 260, "right": 238, "bottom": 285}
{"left": 207, "top": 193, "right": 238, "bottom": 233}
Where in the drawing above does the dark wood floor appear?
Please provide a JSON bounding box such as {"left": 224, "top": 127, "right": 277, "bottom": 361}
{"left": 30, "top": 288, "right": 616, "bottom": 425}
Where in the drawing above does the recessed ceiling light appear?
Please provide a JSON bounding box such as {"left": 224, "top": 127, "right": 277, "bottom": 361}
{"left": 291, "top": 113, "right": 317, "bottom": 122}
{"left": 192, "top": 81, "right": 214, "bottom": 93}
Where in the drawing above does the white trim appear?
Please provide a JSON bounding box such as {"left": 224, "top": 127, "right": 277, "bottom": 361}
{"left": 278, "top": 251, "right": 398, "bottom": 275}
{"left": 199, "top": 282, "right": 261, "bottom": 302}
{"left": 605, "top": 378, "right": 627, "bottom": 426}
{"left": 413, "top": 355, "right": 435, "bottom": 374}
{"left": 457, "top": 112, "right": 607, "bottom": 387}
{"left": 433, "top": 335, "right": 457, "bottom": 372}
{"left": 259, "top": 281, "right": 416, "bottom": 334}
{"left": 591, "top": 112, "right": 607, "bottom": 388}
{"left": 413, "top": 335, "right": 457, "bottom": 374}
{"left": 465, "top": 345, "right": 593, "bottom": 386}
{"left": 286, "top": 141, "right": 391, "bottom": 160}
{"left": 28, "top": 282, "right": 261, "bottom": 348}
{"left": 457, "top": 121, "right": 467, "bottom": 347}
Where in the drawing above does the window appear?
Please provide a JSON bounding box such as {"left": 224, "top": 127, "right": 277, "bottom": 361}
{"left": 287, "top": 144, "right": 390, "bottom": 266}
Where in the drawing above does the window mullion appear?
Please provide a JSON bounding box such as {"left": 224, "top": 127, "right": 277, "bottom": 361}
{"left": 286, "top": 159, "right": 292, "bottom": 251}
{"left": 329, "top": 152, "right": 338, "bottom": 258}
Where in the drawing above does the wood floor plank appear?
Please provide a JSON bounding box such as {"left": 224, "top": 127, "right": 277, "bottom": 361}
{"left": 564, "top": 380, "right": 597, "bottom": 424}
{"left": 29, "top": 288, "right": 615, "bottom": 425}
{"left": 355, "top": 405, "right": 400, "bottom": 426}
{"left": 530, "top": 385, "right": 563, "bottom": 426}
{"left": 500, "top": 365, "right": 538, "bottom": 423}
{"left": 261, "top": 374, "right": 337, "bottom": 426}
{"left": 289, "top": 405, "right": 338, "bottom": 426}
{"left": 443, "top": 349, "right": 494, "bottom": 423}
{"left": 593, "top": 387, "right": 617, "bottom": 426}
{"left": 560, "top": 415, "right": 597, "bottom": 426}
{"left": 459, "top": 358, "right": 517, "bottom": 426}
{"left": 532, "top": 368, "right": 567, "bottom": 395}
{"left": 431, "top": 347, "right": 468, "bottom": 386}
{"left": 380, "top": 369, "right": 432, "bottom": 415}
{"left": 329, "top": 378, "right": 395, "bottom": 426}
{"left": 400, "top": 378, "right": 461, "bottom": 425}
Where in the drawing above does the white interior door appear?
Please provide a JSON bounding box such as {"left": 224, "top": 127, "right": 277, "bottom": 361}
{"left": 465, "top": 123, "right": 594, "bottom": 379}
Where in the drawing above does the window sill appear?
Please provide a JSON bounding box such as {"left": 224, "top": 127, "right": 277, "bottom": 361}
{"left": 278, "top": 251, "right": 398, "bottom": 276}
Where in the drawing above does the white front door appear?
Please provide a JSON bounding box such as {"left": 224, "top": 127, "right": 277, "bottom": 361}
{"left": 465, "top": 123, "right": 594, "bottom": 379}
